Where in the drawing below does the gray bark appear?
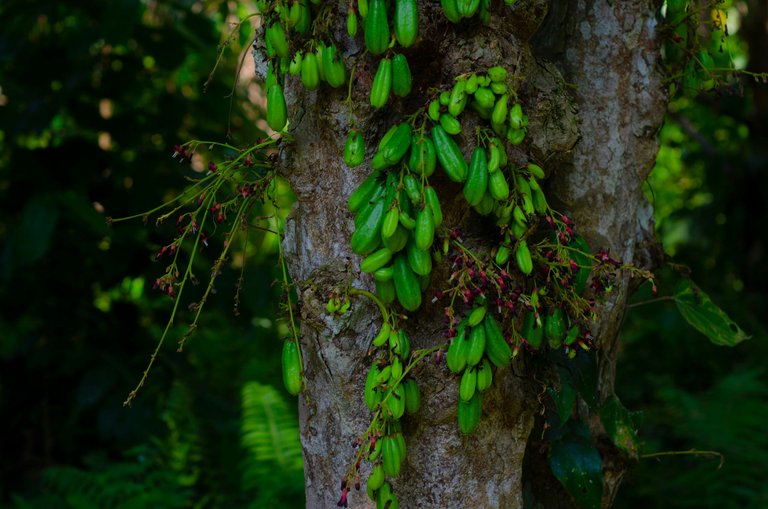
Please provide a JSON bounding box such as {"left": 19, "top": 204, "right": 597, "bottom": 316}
{"left": 259, "top": 1, "right": 667, "bottom": 507}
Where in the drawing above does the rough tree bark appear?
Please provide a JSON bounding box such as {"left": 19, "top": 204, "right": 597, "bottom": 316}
{"left": 260, "top": 1, "right": 667, "bottom": 507}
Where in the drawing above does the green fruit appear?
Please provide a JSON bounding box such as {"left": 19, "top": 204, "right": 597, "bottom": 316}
{"left": 289, "top": 51, "right": 303, "bottom": 75}
{"left": 491, "top": 93, "right": 508, "bottom": 134}
{"left": 474, "top": 87, "right": 495, "bottom": 109}
{"left": 407, "top": 239, "right": 432, "bottom": 276}
{"left": 361, "top": 247, "right": 393, "bottom": 273}
{"left": 383, "top": 222, "right": 408, "bottom": 252}
{"left": 507, "top": 127, "right": 526, "bottom": 145}
{"left": 300, "top": 52, "right": 320, "bottom": 90}
{"left": 391, "top": 53, "right": 412, "bottom": 97}
{"left": 293, "top": 0, "right": 311, "bottom": 34}
{"left": 440, "top": 0, "right": 461, "bottom": 22}
{"left": 344, "top": 130, "right": 365, "bottom": 167}
{"left": 448, "top": 80, "right": 467, "bottom": 117}
{"left": 408, "top": 134, "right": 437, "bottom": 177}
{"left": 351, "top": 195, "right": 386, "bottom": 254}
{"left": 515, "top": 239, "right": 533, "bottom": 275}
{"left": 432, "top": 125, "right": 467, "bottom": 182}
{"left": 528, "top": 163, "right": 545, "bottom": 179}
{"left": 488, "top": 169, "right": 510, "bottom": 200}
{"left": 394, "top": 0, "right": 419, "bottom": 47}
{"left": 414, "top": 206, "right": 435, "bottom": 251}
{"left": 509, "top": 103, "right": 525, "bottom": 129}
{"left": 393, "top": 253, "right": 421, "bottom": 311}
{"left": 474, "top": 191, "right": 495, "bottom": 215}
{"left": 396, "top": 329, "right": 411, "bottom": 359}
{"left": 368, "top": 463, "right": 385, "bottom": 491}
{"left": 281, "top": 340, "right": 302, "bottom": 395}
{"left": 365, "top": 0, "right": 390, "bottom": 55}
{"left": 446, "top": 322, "right": 468, "bottom": 373}
{"left": 358, "top": 0, "right": 369, "bottom": 17}
{"left": 381, "top": 436, "right": 401, "bottom": 476}
{"left": 266, "top": 84, "right": 288, "bottom": 131}
{"left": 322, "top": 43, "right": 347, "bottom": 88}
{"left": 373, "top": 322, "right": 391, "bottom": 347}
{"left": 545, "top": 308, "right": 566, "bottom": 348}
{"left": 476, "top": 359, "right": 493, "bottom": 391}
{"left": 457, "top": 391, "right": 481, "bottom": 434}
{"left": 424, "top": 186, "right": 443, "bottom": 226}
{"left": 487, "top": 66, "right": 507, "bottom": 82}
{"left": 484, "top": 314, "right": 511, "bottom": 367}
{"left": 376, "top": 278, "right": 396, "bottom": 304}
{"left": 371, "top": 57, "right": 392, "bottom": 109}
{"left": 463, "top": 147, "right": 489, "bottom": 206}
{"left": 466, "top": 323, "right": 486, "bottom": 366}
{"left": 460, "top": 366, "right": 477, "bottom": 402}
{"left": 404, "top": 378, "right": 421, "bottom": 414}
{"left": 348, "top": 173, "right": 383, "bottom": 213}
{"left": 565, "top": 325, "right": 580, "bottom": 346}
{"left": 266, "top": 22, "right": 290, "bottom": 59}
{"left": 374, "top": 266, "right": 394, "bottom": 282}
{"left": 375, "top": 122, "right": 412, "bottom": 167}
{"left": 428, "top": 99, "right": 441, "bottom": 121}
{"left": 382, "top": 207, "right": 400, "bottom": 240}
{"left": 365, "top": 364, "right": 382, "bottom": 410}
{"left": 439, "top": 113, "right": 462, "bottom": 135}
{"left": 347, "top": 9, "right": 358, "bottom": 37}
{"left": 467, "top": 306, "right": 487, "bottom": 327}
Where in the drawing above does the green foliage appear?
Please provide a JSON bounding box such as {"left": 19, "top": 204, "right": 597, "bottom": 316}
{"left": 548, "top": 422, "right": 604, "bottom": 509}
{"left": 240, "top": 382, "right": 304, "bottom": 507}
{"left": 674, "top": 280, "right": 750, "bottom": 346}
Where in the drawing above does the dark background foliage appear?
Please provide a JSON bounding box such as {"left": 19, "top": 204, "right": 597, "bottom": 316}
{"left": 0, "top": 1, "right": 765, "bottom": 508}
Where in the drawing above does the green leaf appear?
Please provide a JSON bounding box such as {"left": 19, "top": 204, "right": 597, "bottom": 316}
{"left": 599, "top": 396, "right": 640, "bottom": 456}
{"left": 548, "top": 422, "right": 604, "bottom": 509}
{"left": 674, "top": 280, "right": 750, "bottom": 347}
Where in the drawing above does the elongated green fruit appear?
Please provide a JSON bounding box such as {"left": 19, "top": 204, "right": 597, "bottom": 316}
{"left": 300, "top": 52, "right": 320, "bottom": 90}
{"left": 476, "top": 359, "right": 493, "bottom": 391}
{"left": 463, "top": 147, "right": 489, "bottom": 206}
{"left": 394, "top": 0, "right": 418, "bottom": 47}
{"left": 458, "top": 391, "right": 482, "bottom": 434}
{"left": 351, "top": 196, "right": 386, "bottom": 254}
{"left": 466, "top": 323, "right": 486, "bottom": 366}
{"left": 488, "top": 169, "right": 510, "bottom": 200}
{"left": 448, "top": 80, "right": 467, "bottom": 117}
{"left": 396, "top": 329, "right": 411, "bottom": 359}
{"left": 322, "top": 43, "right": 347, "bottom": 88}
{"left": 348, "top": 173, "right": 383, "bottom": 213}
{"left": 368, "top": 463, "right": 385, "bottom": 491}
{"left": 381, "top": 207, "right": 400, "bottom": 240}
{"left": 565, "top": 325, "right": 580, "bottom": 346}
{"left": 347, "top": 9, "right": 358, "bottom": 36}
{"left": 491, "top": 93, "right": 508, "bottom": 134}
{"left": 432, "top": 125, "right": 467, "bottom": 182}
{"left": 474, "top": 87, "right": 495, "bottom": 109}
{"left": 381, "top": 436, "right": 401, "bottom": 476}
{"left": 344, "top": 130, "right": 365, "bottom": 167}
{"left": 365, "top": 364, "right": 381, "bottom": 410}
{"left": 407, "top": 239, "right": 432, "bottom": 276}
{"left": 446, "top": 323, "right": 468, "bottom": 373}
{"left": 266, "top": 84, "right": 287, "bottom": 131}
{"left": 439, "top": 113, "right": 462, "bottom": 135}
{"left": 484, "top": 314, "right": 512, "bottom": 367}
{"left": 374, "top": 266, "right": 394, "bottom": 282}
{"left": 423, "top": 186, "right": 443, "bottom": 227}
{"left": 467, "top": 306, "right": 487, "bottom": 327}
{"left": 393, "top": 253, "right": 421, "bottom": 311}
{"left": 358, "top": 0, "right": 369, "bottom": 17}
{"left": 441, "top": 0, "right": 461, "bottom": 22}
{"left": 365, "top": 0, "right": 390, "bottom": 55}
{"left": 361, "top": 247, "right": 393, "bottom": 273}
{"left": 282, "top": 341, "right": 302, "bottom": 395}
{"left": 414, "top": 206, "right": 435, "bottom": 250}
{"left": 428, "top": 100, "right": 441, "bottom": 121}
{"left": 404, "top": 378, "right": 421, "bottom": 414}
{"left": 267, "top": 22, "right": 290, "bottom": 59}
{"left": 408, "top": 134, "right": 436, "bottom": 177}
{"left": 373, "top": 322, "right": 391, "bottom": 347}
{"left": 379, "top": 122, "right": 411, "bottom": 165}
{"left": 460, "top": 366, "right": 477, "bottom": 402}
{"left": 289, "top": 51, "right": 303, "bottom": 75}
{"left": 391, "top": 53, "right": 412, "bottom": 97}
{"left": 515, "top": 239, "right": 533, "bottom": 275}
{"left": 370, "top": 57, "right": 392, "bottom": 109}
{"left": 375, "top": 278, "right": 395, "bottom": 304}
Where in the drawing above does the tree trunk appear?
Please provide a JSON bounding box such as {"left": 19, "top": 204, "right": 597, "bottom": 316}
{"left": 261, "top": 1, "right": 666, "bottom": 507}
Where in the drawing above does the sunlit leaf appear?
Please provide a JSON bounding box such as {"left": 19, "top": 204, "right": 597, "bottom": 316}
{"left": 600, "top": 396, "right": 640, "bottom": 456}
{"left": 674, "top": 280, "right": 750, "bottom": 346}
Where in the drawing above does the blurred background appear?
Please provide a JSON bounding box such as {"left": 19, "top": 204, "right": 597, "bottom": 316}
{"left": 0, "top": 1, "right": 765, "bottom": 508}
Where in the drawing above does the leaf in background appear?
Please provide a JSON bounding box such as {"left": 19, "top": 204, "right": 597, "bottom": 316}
{"left": 600, "top": 396, "right": 640, "bottom": 456}
{"left": 548, "top": 422, "right": 604, "bottom": 509}
{"left": 674, "top": 280, "right": 750, "bottom": 347}
{"left": 240, "top": 382, "right": 303, "bottom": 492}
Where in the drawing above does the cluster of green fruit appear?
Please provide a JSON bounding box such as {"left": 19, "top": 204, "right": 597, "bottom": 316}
{"left": 361, "top": 322, "right": 421, "bottom": 508}
{"left": 446, "top": 307, "right": 511, "bottom": 433}
{"left": 439, "top": 0, "right": 519, "bottom": 24}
